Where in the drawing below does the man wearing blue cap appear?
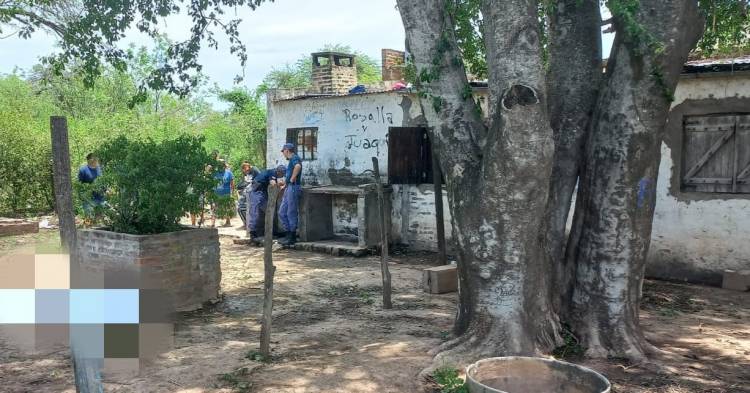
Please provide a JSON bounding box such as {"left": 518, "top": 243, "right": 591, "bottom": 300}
{"left": 278, "top": 143, "right": 302, "bottom": 246}
{"left": 247, "top": 165, "right": 286, "bottom": 242}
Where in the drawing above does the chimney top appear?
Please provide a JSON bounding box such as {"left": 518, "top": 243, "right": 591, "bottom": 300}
{"left": 311, "top": 52, "right": 356, "bottom": 67}
{"left": 311, "top": 51, "right": 358, "bottom": 94}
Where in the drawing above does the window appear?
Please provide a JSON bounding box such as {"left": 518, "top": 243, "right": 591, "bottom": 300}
{"left": 286, "top": 127, "right": 318, "bottom": 161}
{"left": 682, "top": 113, "right": 750, "bottom": 193}
{"left": 388, "top": 127, "right": 438, "bottom": 184}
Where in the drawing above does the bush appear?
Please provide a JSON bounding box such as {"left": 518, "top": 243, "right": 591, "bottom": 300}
{"left": 95, "top": 134, "right": 217, "bottom": 234}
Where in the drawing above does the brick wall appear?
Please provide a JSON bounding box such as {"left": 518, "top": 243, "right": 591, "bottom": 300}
{"left": 76, "top": 227, "right": 221, "bottom": 312}
{"left": 312, "top": 64, "right": 358, "bottom": 94}
{"left": 381, "top": 49, "right": 405, "bottom": 81}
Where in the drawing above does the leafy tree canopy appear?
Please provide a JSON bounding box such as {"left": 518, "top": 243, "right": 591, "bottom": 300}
{"left": 448, "top": 0, "right": 750, "bottom": 80}
{"left": 0, "top": 0, "right": 269, "bottom": 100}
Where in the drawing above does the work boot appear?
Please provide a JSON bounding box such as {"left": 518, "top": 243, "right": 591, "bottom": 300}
{"left": 277, "top": 231, "right": 289, "bottom": 245}
{"left": 287, "top": 231, "right": 297, "bottom": 246}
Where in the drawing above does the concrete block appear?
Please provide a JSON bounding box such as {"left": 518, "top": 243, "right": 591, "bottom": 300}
{"left": 423, "top": 265, "right": 458, "bottom": 294}
{"left": 722, "top": 270, "right": 750, "bottom": 292}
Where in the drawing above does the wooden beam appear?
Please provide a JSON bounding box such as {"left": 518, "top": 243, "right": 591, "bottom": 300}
{"left": 371, "top": 157, "right": 392, "bottom": 309}
{"left": 260, "top": 184, "right": 280, "bottom": 359}
{"left": 51, "top": 116, "right": 104, "bottom": 393}
{"left": 683, "top": 128, "right": 734, "bottom": 182}
{"left": 737, "top": 162, "right": 750, "bottom": 180}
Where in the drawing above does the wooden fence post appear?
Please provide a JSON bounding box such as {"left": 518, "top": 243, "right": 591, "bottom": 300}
{"left": 51, "top": 116, "right": 104, "bottom": 393}
{"left": 260, "top": 184, "right": 280, "bottom": 359}
{"left": 371, "top": 157, "right": 393, "bottom": 309}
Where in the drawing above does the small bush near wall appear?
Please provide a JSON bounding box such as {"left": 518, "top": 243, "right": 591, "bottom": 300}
{"left": 92, "top": 134, "right": 217, "bottom": 234}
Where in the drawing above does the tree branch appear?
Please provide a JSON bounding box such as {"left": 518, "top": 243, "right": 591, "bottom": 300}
{"left": 397, "top": 0, "right": 485, "bottom": 176}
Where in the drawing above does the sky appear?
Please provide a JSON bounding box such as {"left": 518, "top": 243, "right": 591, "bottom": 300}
{"left": 0, "top": 0, "right": 614, "bottom": 108}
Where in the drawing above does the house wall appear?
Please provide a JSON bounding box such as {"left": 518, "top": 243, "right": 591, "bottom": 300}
{"left": 647, "top": 72, "right": 750, "bottom": 285}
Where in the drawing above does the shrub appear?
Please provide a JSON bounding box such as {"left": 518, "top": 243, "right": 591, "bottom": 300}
{"left": 95, "top": 134, "right": 217, "bottom": 234}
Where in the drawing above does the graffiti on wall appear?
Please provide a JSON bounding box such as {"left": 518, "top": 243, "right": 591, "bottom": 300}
{"left": 342, "top": 106, "right": 393, "bottom": 156}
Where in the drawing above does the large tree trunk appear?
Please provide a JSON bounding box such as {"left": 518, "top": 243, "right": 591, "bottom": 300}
{"left": 565, "top": 0, "right": 703, "bottom": 359}
{"left": 398, "top": 0, "right": 559, "bottom": 367}
{"left": 544, "top": 0, "right": 602, "bottom": 314}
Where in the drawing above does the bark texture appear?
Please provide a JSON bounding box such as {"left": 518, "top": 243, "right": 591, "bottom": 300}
{"left": 565, "top": 0, "right": 703, "bottom": 359}
{"left": 398, "top": 0, "right": 559, "bottom": 366}
{"left": 543, "top": 0, "right": 602, "bottom": 314}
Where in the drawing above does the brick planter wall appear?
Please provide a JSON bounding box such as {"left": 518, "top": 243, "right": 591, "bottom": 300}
{"left": 75, "top": 227, "right": 221, "bottom": 312}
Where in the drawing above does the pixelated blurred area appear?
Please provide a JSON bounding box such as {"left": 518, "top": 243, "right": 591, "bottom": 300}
{"left": 0, "top": 248, "right": 175, "bottom": 377}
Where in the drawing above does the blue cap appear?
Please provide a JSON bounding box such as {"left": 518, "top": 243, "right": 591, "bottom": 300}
{"left": 281, "top": 143, "right": 295, "bottom": 152}
{"left": 275, "top": 165, "right": 286, "bottom": 174}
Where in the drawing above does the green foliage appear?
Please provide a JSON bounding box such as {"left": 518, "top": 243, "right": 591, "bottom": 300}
{"left": 447, "top": 0, "right": 486, "bottom": 79}
{"left": 552, "top": 325, "right": 586, "bottom": 360}
{"left": 256, "top": 43, "right": 382, "bottom": 94}
{"left": 697, "top": 0, "right": 750, "bottom": 57}
{"left": 1, "top": 0, "right": 269, "bottom": 100}
{"left": 95, "top": 135, "right": 216, "bottom": 234}
{"left": 433, "top": 367, "right": 468, "bottom": 393}
{"left": 0, "top": 75, "right": 56, "bottom": 216}
{"left": 0, "top": 42, "right": 266, "bottom": 216}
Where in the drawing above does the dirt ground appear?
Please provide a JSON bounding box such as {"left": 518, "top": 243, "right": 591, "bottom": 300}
{"left": 0, "top": 228, "right": 748, "bottom": 393}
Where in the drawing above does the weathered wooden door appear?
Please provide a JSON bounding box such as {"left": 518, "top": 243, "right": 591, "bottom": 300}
{"left": 387, "top": 127, "right": 434, "bottom": 184}
{"left": 682, "top": 114, "right": 750, "bottom": 193}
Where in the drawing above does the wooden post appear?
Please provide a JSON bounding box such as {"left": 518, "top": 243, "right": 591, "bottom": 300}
{"left": 371, "top": 157, "right": 393, "bottom": 309}
{"left": 431, "top": 144, "right": 447, "bottom": 265}
{"left": 260, "top": 184, "right": 280, "bottom": 359}
{"left": 51, "top": 116, "right": 104, "bottom": 393}
{"left": 51, "top": 116, "right": 77, "bottom": 255}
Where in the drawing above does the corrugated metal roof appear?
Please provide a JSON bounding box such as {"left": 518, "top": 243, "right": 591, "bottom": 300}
{"left": 683, "top": 55, "right": 750, "bottom": 74}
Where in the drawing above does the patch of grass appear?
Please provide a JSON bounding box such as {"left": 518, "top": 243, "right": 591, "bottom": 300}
{"left": 321, "top": 284, "right": 380, "bottom": 306}
{"left": 244, "top": 350, "right": 270, "bottom": 362}
{"left": 217, "top": 367, "right": 252, "bottom": 392}
{"left": 433, "top": 367, "right": 468, "bottom": 393}
{"left": 552, "top": 325, "right": 586, "bottom": 360}
{"left": 641, "top": 281, "right": 703, "bottom": 316}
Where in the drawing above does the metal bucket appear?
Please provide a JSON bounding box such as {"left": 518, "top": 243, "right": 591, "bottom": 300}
{"left": 466, "top": 357, "right": 611, "bottom": 393}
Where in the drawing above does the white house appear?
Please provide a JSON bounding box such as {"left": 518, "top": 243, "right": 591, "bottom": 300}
{"left": 266, "top": 50, "right": 750, "bottom": 285}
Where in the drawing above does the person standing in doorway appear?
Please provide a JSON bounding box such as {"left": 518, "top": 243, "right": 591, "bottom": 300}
{"left": 77, "top": 153, "right": 104, "bottom": 226}
{"left": 278, "top": 143, "right": 302, "bottom": 246}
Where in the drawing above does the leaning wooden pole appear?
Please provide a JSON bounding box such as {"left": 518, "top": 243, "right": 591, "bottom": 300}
{"left": 51, "top": 117, "right": 77, "bottom": 255}
{"left": 51, "top": 116, "right": 103, "bottom": 393}
{"left": 371, "top": 157, "right": 393, "bottom": 309}
{"left": 430, "top": 140, "right": 447, "bottom": 265}
{"left": 259, "top": 184, "right": 280, "bottom": 359}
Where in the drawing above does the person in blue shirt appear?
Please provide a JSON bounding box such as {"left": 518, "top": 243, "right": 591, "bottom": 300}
{"left": 237, "top": 162, "right": 260, "bottom": 228}
{"left": 77, "top": 153, "right": 104, "bottom": 224}
{"left": 247, "top": 165, "right": 286, "bottom": 241}
{"left": 211, "top": 159, "right": 234, "bottom": 228}
{"left": 278, "top": 143, "right": 303, "bottom": 246}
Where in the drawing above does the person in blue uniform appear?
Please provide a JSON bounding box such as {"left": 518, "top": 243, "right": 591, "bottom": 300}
{"left": 248, "top": 165, "right": 286, "bottom": 241}
{"left": 237, "top": 162, "right": 260, "bottom": 228}
{"left": 77, "top": 153, "right": 104, "bottom": 225}
{"left": 278, "top": 143, "right": 302, "bottom": 246}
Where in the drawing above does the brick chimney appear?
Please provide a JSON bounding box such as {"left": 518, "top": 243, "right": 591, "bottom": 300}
{"left": 381, "top": 49, "right": 405, "bottom": 81}
{"left": 311, "top": 52, "right": 357, "bottom": 94}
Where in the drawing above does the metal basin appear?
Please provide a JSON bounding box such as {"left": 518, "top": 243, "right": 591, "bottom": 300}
{"left": 466, "top": 357, "right": 611, "bottom": 393}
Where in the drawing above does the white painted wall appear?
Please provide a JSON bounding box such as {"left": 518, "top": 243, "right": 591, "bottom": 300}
{"left": 266, "top": 92, "right": 422, "bottom": 185}
{"left": 647, "top": 73, "right": 750, "bottom": 284}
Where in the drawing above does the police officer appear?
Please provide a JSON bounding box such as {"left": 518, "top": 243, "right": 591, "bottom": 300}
{"left": 278, "top": 143, "right": 302, "bottom": 246}
{"left": 248, "top": 165, "right": 286, "bottom": 241}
